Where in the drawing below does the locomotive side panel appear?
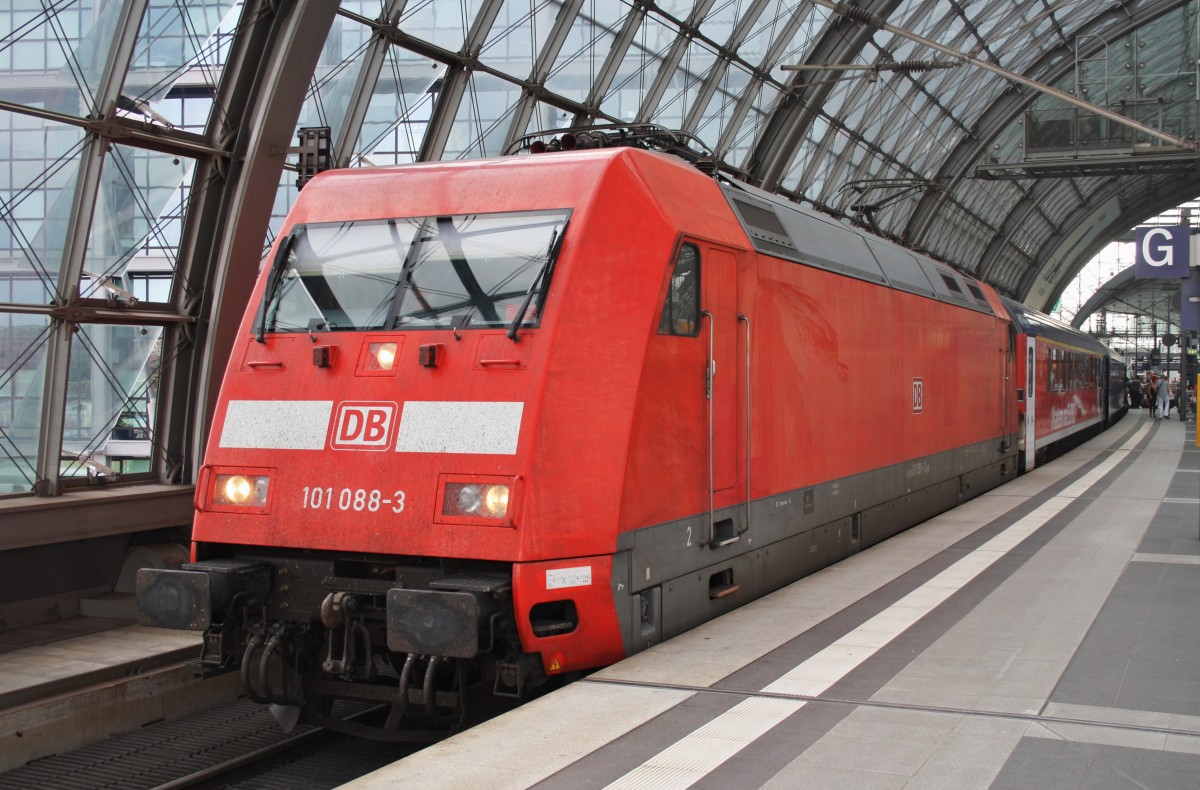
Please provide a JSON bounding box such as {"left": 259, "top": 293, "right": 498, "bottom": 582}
{"left": 615, "top": 189, "right": 1019, "bottom": 647}
{"left": 748, "top": 258, "right": 1009, "bottom": 485}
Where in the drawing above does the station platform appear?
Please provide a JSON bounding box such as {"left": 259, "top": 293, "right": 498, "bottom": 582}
{"left": 0, "top": 621, "right": 237, "bottom": 771}
{"left": 348, "top": 413, "right": 1199, "bottom": 789}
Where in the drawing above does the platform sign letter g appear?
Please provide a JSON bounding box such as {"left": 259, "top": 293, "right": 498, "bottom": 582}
{"left": 1141, "top": 228, "right": 1173, "bottom": 267}
{"left": 1134, "top": 226, "right": 1188, "bottom": 278}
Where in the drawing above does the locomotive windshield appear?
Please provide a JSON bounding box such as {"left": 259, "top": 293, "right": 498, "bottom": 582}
{"left": 257, "top": 209, "right": 570, "bottom": 336}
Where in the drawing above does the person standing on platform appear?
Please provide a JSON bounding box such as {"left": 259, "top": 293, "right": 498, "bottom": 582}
{"left": 1128, "top": 375, "right": 1143, "bottom": 410}
{"left": 1145, "top": 375, "right": 1158, "bottom": 416}
{"left": 1156, "top": 374, "right": 1172, "bottom": 419}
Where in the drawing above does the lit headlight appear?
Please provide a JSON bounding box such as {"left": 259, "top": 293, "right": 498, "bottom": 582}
{"left": 213, "top": 473, "right": 270, "bottom": 507}
{"left": 367, "top": 342, "right": 397, "bottom": 371}
{"left": 443, "top": 482, "right": 510, "bottom": 519}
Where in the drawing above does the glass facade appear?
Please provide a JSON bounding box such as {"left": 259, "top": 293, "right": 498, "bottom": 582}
{"left": 0, "top": 0, "right": 233, "bottom": 494}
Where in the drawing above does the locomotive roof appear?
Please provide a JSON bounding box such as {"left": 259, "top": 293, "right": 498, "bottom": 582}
{"left": 302, "top": 145, "right": 704, "bottom": 187}
{"left": 290, "top": 146, "right": 750, "bottom": 248}
{"left": 718, "top": 179, "right": 998, "bottom": 318}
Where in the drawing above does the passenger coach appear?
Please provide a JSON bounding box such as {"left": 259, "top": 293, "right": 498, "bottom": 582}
{"left": 1004, "top": 298, "right": 1127, "bottom": 471}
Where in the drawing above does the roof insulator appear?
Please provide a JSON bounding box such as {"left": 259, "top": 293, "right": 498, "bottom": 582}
{"left": 834, "top": 2, "right": 884, "bottom": 30}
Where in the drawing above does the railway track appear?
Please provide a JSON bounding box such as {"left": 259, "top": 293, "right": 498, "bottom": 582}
{"left": 0, "top": 699, "right": 422, "bottom": 789}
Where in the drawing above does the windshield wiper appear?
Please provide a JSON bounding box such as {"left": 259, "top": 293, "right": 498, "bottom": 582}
{"left": 256, "top": 232, "right": 301, "bottom": 343}
{"left": 508, "top": 223, "right": 566, "bottom": 342}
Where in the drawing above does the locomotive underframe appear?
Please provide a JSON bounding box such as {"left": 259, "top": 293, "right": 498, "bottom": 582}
{"left": 137, "top": 551, "right": 544, "bottom": 735}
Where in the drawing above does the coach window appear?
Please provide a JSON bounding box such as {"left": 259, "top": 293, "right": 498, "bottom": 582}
{"left": 659, "top": 243, "right": 700, "bottom": 336}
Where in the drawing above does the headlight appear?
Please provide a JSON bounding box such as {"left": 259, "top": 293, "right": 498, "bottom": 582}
{"left": 443, "top": 482, "right": 509, "bottom": 519}
{"left": 367, "top": 342, "right": 397, "bottom": 371}
{"left": 213, "top": 473, "right": 270, "bottom": 507}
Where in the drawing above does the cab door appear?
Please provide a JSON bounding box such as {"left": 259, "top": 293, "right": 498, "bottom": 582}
{"left": 702, "top": 247, "right": 739, "bottom": 494}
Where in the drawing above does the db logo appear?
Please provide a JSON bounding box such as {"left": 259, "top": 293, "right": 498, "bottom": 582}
{"left": 330, "top": 401, "right": 397, "bottom": 450}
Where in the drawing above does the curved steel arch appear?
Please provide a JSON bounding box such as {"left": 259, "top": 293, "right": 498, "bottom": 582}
{"left": 749, "top": 0, "right": 906, "bottom": 190}
{"left": 1071, "top": 265, "right": 1183, "bottom": 333}
{"left": 1026, "top": 170, "right": 1200, "bottom": 310}
{"left": 903, "top": 0, "right": 1193, "bottom": 302}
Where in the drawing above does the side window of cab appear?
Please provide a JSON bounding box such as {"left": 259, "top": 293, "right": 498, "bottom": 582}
{"left": 658, "top": 243, "right": 699, "bottom": 337}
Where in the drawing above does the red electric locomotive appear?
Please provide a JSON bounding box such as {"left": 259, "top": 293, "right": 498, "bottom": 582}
{"left": 137, "top": 130, "right": 1117, "bottom": 733}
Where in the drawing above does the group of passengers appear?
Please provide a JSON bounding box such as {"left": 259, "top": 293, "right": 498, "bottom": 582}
{"left": 1127, "top": 373, "right": 1178, "bottom": 419}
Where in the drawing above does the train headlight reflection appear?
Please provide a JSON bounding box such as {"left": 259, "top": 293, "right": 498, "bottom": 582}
{"left": 444, "top": 482, "right": 510, "bottom": 519}
{"left": 214, "top": 473, "right": 270, "bottom": 507}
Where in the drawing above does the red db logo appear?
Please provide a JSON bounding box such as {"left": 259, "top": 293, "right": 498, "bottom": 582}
{"left": 330, "top": 402, "right": 397, "bottom": 450}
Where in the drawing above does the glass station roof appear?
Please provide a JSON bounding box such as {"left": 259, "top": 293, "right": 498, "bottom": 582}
{"left": 1, "top": 0, "right": 1198, "bottom": 498}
